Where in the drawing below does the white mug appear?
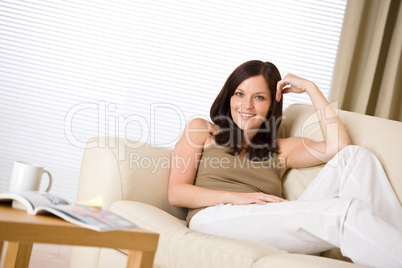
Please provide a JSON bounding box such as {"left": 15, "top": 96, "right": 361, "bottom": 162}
{"left": 9, "top": 161, "right": 53, "bottom": 192}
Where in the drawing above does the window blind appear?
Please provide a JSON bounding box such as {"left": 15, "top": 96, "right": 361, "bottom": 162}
{"left": 0, "top": 0, "right": 347, "bottom": 201}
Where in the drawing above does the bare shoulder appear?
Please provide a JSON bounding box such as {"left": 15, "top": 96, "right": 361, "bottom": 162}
{"left": 186, "top": 118, "right": 217, "bottom": 131}
{"left": 179, "top": 118, "right": 218, "bottom": 150}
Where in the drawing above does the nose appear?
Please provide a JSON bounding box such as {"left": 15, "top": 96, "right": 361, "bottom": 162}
{"left": 242, "top": 97, "right": 253, "bottom": 109}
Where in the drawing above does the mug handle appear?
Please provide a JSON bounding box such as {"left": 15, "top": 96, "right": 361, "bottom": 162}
{"left": 43, "top": 170, "right": 53, "bottom": 192}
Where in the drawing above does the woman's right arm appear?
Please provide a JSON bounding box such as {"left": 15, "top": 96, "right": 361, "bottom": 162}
{"left": 168, "top": 118, "right": 231, "bottom": 208}
{"left": 168, "top": 118, "right": 286, "bottom": 208}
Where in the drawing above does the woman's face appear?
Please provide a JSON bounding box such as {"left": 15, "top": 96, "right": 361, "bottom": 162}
{"left": 230, "top": 75, "right": 271, "bottom": 132}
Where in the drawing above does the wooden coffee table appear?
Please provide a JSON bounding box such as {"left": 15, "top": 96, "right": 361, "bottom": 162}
{"left": 0, "top": 204, "right": 159, "bottom": 268}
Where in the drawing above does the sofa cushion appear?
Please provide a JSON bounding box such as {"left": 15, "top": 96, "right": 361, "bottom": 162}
{"left": 109, "top": 201, "right": 288, "bottom": 268}
{"left": 254, "top": 253, "right": 363, "bottom": 268}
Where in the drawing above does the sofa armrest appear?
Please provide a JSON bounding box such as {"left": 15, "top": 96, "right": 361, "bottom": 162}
{"left": 76, "top": 137, "right": 187, "bottom": 220}
{"left": 76, "top": 137, "right": 123, "bottom": 209}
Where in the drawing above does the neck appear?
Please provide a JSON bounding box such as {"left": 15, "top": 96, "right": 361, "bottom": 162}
{"left": 242, "top": 129, "right": 257, "bottom": 147}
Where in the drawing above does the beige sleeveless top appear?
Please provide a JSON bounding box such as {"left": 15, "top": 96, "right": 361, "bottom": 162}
{"left": 186, "top": 144, "right": 285, "bottom": 225}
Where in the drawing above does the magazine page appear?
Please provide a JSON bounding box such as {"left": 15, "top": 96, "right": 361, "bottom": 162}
{"left": 35, "top": 205, "right": 137, "bottom": 232}
{"left": 18, "top": 191, "right": 71, "bottom": 209}
{"left": 0, "top": 192, "right": 35, "bottom": 213}
{"left": 0, "top": 191, "right": 70, "bottom": 214}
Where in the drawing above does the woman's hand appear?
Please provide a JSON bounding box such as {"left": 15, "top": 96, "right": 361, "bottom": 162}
{"left": 227, "top": 192, "right": 287, "bottom": 205}
{"left": 276, "top": 73, "right": 316, "bottom": 102}
{"left": 275, "top": 73, "right": 351, "bottom": 169}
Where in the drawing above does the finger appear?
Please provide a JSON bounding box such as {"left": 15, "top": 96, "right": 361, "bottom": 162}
{"left": 246, "top": 197, "right": 267, "bottom": 205}
{"left": 267, "top": 198, "right": 283, "bottom": 203}
{"left": 251, "top": 193, "right": 287, "bottom": 204}
{"left": 276, "top": 80, "right": 287, "bottom": 102}
{"left": 275, "top": 86, "right": 280, "bottom": 102}
{"left": 282, "top": 87, "right": 292, "bottom": 94}
{"left": 266, "top": 199, "right": 287, "bottom": 203}
{"left": 264, "top": 195, "right": 288, "bottom": 203}
{"left": 277, "top": 196, "right": 288, "bottom": 202}
{"left": 272, "top": 198, "right": 288, "bottom": 203}
{"left": 255, "top": 199, "right": 267, "bottom": 205}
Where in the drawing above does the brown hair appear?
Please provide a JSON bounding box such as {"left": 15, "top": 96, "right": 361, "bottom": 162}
{"left": 210, "top": 60, "right": 283, "bottom": 160}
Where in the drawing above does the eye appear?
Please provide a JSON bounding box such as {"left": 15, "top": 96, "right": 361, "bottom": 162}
{"left": 256, "top": 95, "right": 265, "bottom": 100}
{"left": 235, "top": 92, "right": 244, "bottom": 97}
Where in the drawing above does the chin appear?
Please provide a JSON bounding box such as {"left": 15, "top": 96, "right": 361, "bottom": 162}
{"left": 236, "top": 122, "right": 263, "bottom": 132}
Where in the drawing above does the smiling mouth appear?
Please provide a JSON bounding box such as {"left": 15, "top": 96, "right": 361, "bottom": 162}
{"left": 239, "top": 111, "right": 255, "bottom": 118}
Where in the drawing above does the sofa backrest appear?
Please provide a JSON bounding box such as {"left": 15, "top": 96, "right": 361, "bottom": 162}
{"left": 279, "top": 104, "right": 402, "bottom": 204}
{"left": 78, "top": 104, "right": 401, "bottom": 221}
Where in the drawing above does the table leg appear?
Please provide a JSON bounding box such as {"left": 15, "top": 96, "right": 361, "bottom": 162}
{"left": 4, "top": 241, "right": 33, "bottom": 268}
{"left": 126, "top": 250, "right": 155, "bottom": 268}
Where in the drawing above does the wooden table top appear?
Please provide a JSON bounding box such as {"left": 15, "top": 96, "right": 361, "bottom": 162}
{"left": 0, "top": 204, "right": 159, "bottom": 251}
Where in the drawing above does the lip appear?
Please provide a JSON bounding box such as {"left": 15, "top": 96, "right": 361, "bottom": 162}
{"left": 238, "top": 111, "right": 256, "bottom": 118}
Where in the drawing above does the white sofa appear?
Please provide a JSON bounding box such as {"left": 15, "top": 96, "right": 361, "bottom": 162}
{"left": 70, "top": 104, "right": 402, "bottom": 268}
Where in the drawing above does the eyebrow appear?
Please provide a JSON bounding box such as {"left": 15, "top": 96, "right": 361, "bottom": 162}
{"left": 235, "top": 88, "right": 270, "bottom": 95}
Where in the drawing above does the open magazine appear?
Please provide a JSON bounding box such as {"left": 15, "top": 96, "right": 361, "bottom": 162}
{"left": 0, "top": 191, "right": 137, "bottom": 232}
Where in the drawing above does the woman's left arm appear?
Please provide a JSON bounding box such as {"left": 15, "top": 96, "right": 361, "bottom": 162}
{"left": 276, "top": 73, "right": 351, "bottom": 168}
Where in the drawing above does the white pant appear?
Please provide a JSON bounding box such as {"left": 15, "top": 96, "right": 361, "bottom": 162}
{"left": 189, "top": 146, "right": 402, "bottom": 268}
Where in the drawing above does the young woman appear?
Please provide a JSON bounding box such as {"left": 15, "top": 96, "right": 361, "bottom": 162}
{"left": 168, "top": 60, "right": 402, "bottom": 267}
